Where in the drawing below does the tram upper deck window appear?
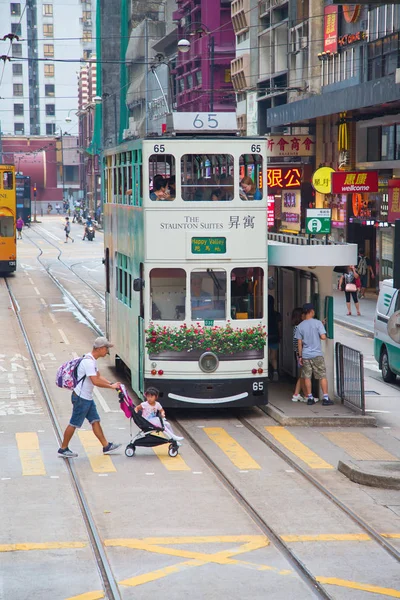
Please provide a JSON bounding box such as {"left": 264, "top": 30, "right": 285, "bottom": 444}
{"left": 149, "top": 154, "right": 175, "bottom": 201}
{"left": 181, "top": 154, "right": 234, "bottom": 201}
{"left": 0, "top": 216, "right": 14, "bottom": 237}
{"left": 2, "top": 171, "right": 14, "bottom": 190}
{"left": 150, "top": 268, "right": 186, "bottom": 320}
{"left": 239, "top": 154, "right": 263, "bottom": 200}
{"left": 231, "top": 267, "right": 264, "bottom": 319}
{"left": 191, "top": 270, "right": 226, "bottom": 320}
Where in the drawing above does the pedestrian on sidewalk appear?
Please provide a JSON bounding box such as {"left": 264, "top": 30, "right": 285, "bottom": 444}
{"left": 291, "top": 307, "right": 307, "bottom": 402}
{"left": 16, "top": 216, "right": 24, "bottom": 239}
{"left": 295, "top": 303, "right": 333, "bottom": 406}
{"left": 268, "top": 295, "right": 282, "bottom": 382}
{"left": 58, "top": 337, "right": 122, "bottom": 458}
{"left": 64, "top": 216, "right": 74, "bottom": 243}
{"left": 357, "top": 249, "right": 375, "bottom": 299}
{"left": 339, "top": 266, "right": 361, "bottom": 316}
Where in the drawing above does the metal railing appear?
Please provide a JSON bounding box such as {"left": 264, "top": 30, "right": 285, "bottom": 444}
{"left": 335, "top": 342, "right": 365, "bottom": 415}
{"left": 268, "top": 233, "right": 326, "bottom": 245}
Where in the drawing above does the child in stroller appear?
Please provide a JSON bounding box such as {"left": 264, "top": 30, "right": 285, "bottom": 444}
{"left": 118, "top": 385, "right": 183, "bottom": 458}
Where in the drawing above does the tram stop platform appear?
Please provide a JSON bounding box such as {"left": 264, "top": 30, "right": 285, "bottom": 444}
{"left": 262, "top": 381, "right": 377, "bottom": 427}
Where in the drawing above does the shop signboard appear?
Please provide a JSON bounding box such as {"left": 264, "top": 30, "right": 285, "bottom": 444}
{"left": 266, "top": 136, "right": 315, "bottom": 158}
{"left": 306, "top": 209, "right": 332, "bottom": 234}
{"left": 312, "top": 167, "right": 334, "bottom": 194}
{"left": 267, "top": 195, "right": 275, "bottom": 229}
{"left": 324, "top": 5, "right": 338, "bottom": 53}
{"left": 281, "top": 189, "right": 301, "bottom": 233}
{"left": 388, "top": 179, "right": 400, "bottom": 223}
{"left": 267, "top": 167, "right": 302, "bottom": 190}
{"left": 331, "top": 171, "right": 379, "bottom": 193}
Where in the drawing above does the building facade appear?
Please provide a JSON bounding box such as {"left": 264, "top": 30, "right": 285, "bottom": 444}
{"left": 0, "top": 0, "right": 96, "bottom": 137}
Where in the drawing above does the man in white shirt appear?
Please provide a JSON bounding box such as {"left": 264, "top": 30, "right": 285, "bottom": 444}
{"left": 58, "top": 337, "right": 122, "bottom": 458}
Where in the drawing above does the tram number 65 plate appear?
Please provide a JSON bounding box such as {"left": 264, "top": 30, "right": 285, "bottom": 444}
{"left": 153, "top": 144, "right": 165, "bottom": 153}
{"left": 252, "top": 381, "right": 264, "bottom": 395}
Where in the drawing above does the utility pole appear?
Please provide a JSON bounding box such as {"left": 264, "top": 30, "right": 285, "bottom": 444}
{"left": 209, "top": 37, "right": 215, "bottom": 112}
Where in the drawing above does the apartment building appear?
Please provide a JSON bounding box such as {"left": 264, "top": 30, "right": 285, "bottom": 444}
{"left": 0, "top": 0, "right": 96, "bottom": 137}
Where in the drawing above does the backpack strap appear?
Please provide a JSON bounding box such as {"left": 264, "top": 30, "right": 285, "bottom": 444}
{"left": 73, "top": 355, "right": 93, "bottom": 387}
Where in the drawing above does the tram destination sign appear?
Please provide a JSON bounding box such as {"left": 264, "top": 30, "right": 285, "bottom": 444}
{"left": 191, "top": 237, "right": 227, "bottom": 254}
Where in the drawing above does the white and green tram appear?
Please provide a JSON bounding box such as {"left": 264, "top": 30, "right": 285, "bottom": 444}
{"left": 103, "top": 130, "right": 268, "bottom": 407}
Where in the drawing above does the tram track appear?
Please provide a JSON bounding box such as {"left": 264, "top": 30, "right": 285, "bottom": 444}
{"left": 23, "top": 227, "right": 104, "bottom": 336}
{"left": 4, "top": 277, "right": 121, "bottom": 600}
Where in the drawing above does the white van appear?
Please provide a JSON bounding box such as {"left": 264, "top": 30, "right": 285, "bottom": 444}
{"left": 374, "top": 279, "right": 400, "bottom": 382}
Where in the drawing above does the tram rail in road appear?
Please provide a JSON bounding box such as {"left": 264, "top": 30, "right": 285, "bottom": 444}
{"left": 4, "top": 277, "right": 121, "bottom": 600}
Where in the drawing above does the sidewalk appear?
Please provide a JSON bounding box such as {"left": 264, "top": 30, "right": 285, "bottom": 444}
{"left": 333, "top": 289, "right": 376, "bottom": 336}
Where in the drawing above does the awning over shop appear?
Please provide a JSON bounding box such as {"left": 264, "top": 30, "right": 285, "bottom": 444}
{"left": 268, "top": 241, "right": 357, "bottom": 267}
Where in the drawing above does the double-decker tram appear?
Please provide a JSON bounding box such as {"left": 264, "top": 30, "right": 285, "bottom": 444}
{"left": 0, "top": 165, "right": 17, "bottom": 274}
{"left": 16, "top": 174, "right": 32, "bottom": 225}
{"left": 103, "top": 118, "right": 268, "bottom": 407}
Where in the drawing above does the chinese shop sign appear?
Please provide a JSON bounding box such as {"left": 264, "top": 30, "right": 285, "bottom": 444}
{"left": 265, "top": 135, "right": 315, "bottom": 158}
{"left": 267, "top": 195, "right": 275, "bottom": 229}
{"left": 312, "top": 167, "right": 334, "bottom": 194}
{"left": 388, "top": 179, "right": 400, "bottom": 223}
{"left": 332, "top": 171, "right": 378, "bottom": 194}
{"left": 267, "top": 167, "right": 302, "bottom": 190}
{"left": 324, "top": 6, "right": 338, "bottom": 53}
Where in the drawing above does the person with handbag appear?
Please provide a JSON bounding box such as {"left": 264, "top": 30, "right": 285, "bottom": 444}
{"left": 339, "top": 266, "right": 361, "bottom": 316}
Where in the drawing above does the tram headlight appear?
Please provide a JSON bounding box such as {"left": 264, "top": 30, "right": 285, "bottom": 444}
{"left": 199, "top": 352, "right": 219, "bottom": 373}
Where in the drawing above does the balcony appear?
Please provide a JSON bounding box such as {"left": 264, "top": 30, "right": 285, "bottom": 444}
{"left": 231, "top": 0, "right": 250, "bottom": 35}
{"left": 231, "top": 53, "right": 250, "bottom": 91}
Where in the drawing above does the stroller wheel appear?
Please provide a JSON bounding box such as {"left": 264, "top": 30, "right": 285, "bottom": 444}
{"left": 125, "top": 445, "right": 135, "bottom": 457}
{"left": 168, "top": 444, "right": 179, "bottom": 458}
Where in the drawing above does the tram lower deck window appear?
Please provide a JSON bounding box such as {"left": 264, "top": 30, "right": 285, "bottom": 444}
{"left": 231, "top": 267, "right": 264, "bottom": 319}
{"left": 181, "top": 154, "right": 234, "bottom": 201}
{"left": 0, "top": 216, "right": 14, "bottom": 237}
{"left": 191, "top": 270, "right": 226, "bottom": 320}
{"left": 150, "top": 268, "right": 186, "bottom": 320}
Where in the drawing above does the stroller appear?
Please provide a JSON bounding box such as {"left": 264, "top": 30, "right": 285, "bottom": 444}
{"left": 118, "top": 385, "right": 179, "bottom": 458}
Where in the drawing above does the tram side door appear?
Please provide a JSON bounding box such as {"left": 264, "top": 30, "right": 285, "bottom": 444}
{"left": 280, "top": 268, "right": 296, "bottom": 377}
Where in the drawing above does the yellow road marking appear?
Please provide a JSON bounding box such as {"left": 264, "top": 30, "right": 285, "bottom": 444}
{"left": 265, "top": 427, "right": 334, "bottom": 469}
{"left": 0, "top": 542, "right": 87, "bottom": 552}
{"left": 16, "top": 432, "right": 46, "bottom": 476}
{"left": 78, "top": 431, "right": 117, "bottom": 473}
{"left": 65, "top": 593, "right": 104, "bottom": 600}
{"left": 152, "top": 445, "right": 191, "bottom": 471}
{"left": 203, "top": 427, "right": 261, "bottom": 470}
{"left": 282, "top": 534, "right": 370, "bottom": 543}
{"left": 137, "top": 535, "right": 268, "bottom": 545}
{"left": 317, "top": 577, "right": 400, "bottom": 598}
{"left": 323, "top": 432, "right": 398, "bottom": 461}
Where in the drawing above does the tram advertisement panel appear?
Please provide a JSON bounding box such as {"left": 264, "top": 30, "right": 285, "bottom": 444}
{"left": 145, "top": 211, "right": 267, "bottom": 260}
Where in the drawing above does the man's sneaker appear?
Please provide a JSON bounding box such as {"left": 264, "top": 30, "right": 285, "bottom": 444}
{"left": 272, "top": 371, "right": 279, "bottom": 382}
{"left": 307, "top": 397, "right": 319, "bottom": 405}
{"left": 292, "top": 394, "right": 303, "bottom": 402}
{"left": 58, "top": 447, "right": 78, "bottom": 458}
{"left": 103, "top": 442, "right": 122, "bottom": 454}
{"left": 322, "top": 398, "right": 334, "bottom": 406}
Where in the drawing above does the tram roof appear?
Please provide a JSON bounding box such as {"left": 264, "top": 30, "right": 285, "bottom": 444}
{"left": 104, "top": 136, "right": 264, "bottom": 154}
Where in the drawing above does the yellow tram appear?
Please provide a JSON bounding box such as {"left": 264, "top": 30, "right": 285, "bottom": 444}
{"left": 0, "top": 165, "right": 17, "bottom": 273}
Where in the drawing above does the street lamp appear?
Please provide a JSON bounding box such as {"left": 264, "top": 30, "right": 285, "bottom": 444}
{"left": 178, "top": 23, "right": 215, "bottom": 112}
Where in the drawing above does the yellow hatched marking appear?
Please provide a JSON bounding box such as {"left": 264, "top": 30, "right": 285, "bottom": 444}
{"left": 65, "top": 593, "right": 105, "bottom": 600}
{"left": 323, "top": 432, "right": 398, "bottom": 461}
{"left": 317, "top": 577, "right": 400, "bottom": 598}
{"left": 138, "top": 535, "right": 268, "bottom": 545}
{"left": 0, "top": 541, "right": 87, "bottom": 552}
{"left": 203, "top": 427, "right": 261, "bottom": 470}
{"left": 265, "top": 427, "right": 333, "bottom": 470}
{"left": 78, "top": 431, "right": 116, "bottom": 473}
{"left": 16, "top": 432, "right": 46, "bottom": 476}
{"left": 152, "top": 445, "right": 190, "bottom": 471}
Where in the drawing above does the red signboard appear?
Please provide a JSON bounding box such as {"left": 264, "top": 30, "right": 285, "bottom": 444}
{"left": 388, "top": 179, "right": 400, "bottom": 223}
{"left": 331, "top": 171, "right": 379, "bottom": 194}
{"left": 324, "top": 5, "right": 338, "bottom": 53}
{"left": 267, "top": 195, "right": 275, "bottom": 229}
{"left": 267, "top": 167, "right": 302, "bottom": 190}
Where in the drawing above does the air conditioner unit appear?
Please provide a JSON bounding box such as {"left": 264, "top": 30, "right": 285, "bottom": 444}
{"left": 123, "top": 128, "right": 138, "bottom": 140}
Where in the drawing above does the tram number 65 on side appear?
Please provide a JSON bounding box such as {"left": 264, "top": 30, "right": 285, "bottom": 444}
{"left": 252, "top": 381, "right": 264, "bottom": 394}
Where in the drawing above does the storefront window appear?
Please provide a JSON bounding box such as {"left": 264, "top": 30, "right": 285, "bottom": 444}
{"left": 191, "top": 270, "right": 226, "bottom": 320}
{"left": 381, "top": 126, "right": 395, "bottom": 160}
{"left": 150, "top": 268, "right": 186, "bottom": 320}
{"left": 231, "top": 268, "right": 264, "bottom": 320}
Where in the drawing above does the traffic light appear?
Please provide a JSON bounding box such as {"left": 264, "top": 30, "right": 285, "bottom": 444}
{"left": 33, "top": 185, "right": 37, "bottom": 197}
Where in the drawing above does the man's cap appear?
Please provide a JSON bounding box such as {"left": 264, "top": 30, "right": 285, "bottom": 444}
{"left": 302, "top": 303, "right": 314, "bottom": 312}
{"left": 93, "top": 336, "right": 114, "bottom": 349}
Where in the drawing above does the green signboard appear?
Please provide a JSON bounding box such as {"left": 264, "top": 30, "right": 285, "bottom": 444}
{"left": 305, "top": 209, "right": 332, "bottom": 234}
{"left": 191, "top": 237, "right": 226, "bottom": 254}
